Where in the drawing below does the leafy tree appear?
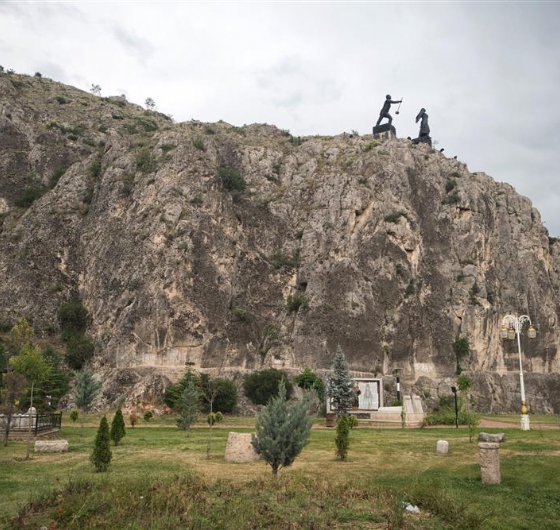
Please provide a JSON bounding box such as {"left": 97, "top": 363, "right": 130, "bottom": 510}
{"left": 243, "top": 369, "right": 293, "bottom": 406}
{"left": 335, "top": 414, "right": 351, "bottom": 461}
{"left": 326, "top": 345, "right": 355, "bottom": 418}
{"left": 33, "top": 346, "right": 70, "bottom": 411}
{"left": 110, "top": 408, "right": 126, "bottom": 446}
{"left": 293, "top": 368, "right": 325, "bottom": 403}
{"left": 251, "top": 382, "right": 314, "bottom": 478}
{"left": 90, "top": 84, "right": 102, "bottom": 96}
{"left": 453, "top": 336, "right": 470, "bottom": 375}
{"left": 145, "top": 97, "right": 156, "bottom": 111}
{"left": 7, "top": 317, "right": 33, "bottom": 355}
{"left": 9, "top": 344, "right": 52, "bottom": 458}
{"left": 57, "top": 300, "right": 88, "bottom": 336}
{"left": 1, "top": 372, "right": 27, "bottom": 446}
{"left": 66, "top": 334, "right": 95, "bottom": 370}
{"left": 75, "top": 368, "right": 101, "bottom": 420}
{"left": 91, "top": 416, "right": 112, "bottom": 472}
{"left": 200, "top": 374, "right": 237, "bottom": 413}
{"left": 177, "top": 379, "right": 199, "bottom": 433}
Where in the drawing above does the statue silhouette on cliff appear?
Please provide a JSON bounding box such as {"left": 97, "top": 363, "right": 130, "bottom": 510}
{"left": 375, "top": 94, "right": 402, "bottom": 127}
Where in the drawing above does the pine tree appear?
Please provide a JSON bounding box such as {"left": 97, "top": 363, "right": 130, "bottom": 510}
{"left": 75, "top": 368, "right": 101, "bottom": 415}
{"left": 91, "top": 416, "right": 112, "bottom": 472}
{"left": 335, "top": 414, "right": 351, "bottom": 460}
{"left": 177, "top": 379, "right": 200, "bottom": 433}
{"left": 110, "top": 408, "right": 126, "bottom": 446}
{"left": 326, "top": 345, "right": 355, "bottom": 417}
{"left": 252, "top": 381, "right": 314, "bottom": 478}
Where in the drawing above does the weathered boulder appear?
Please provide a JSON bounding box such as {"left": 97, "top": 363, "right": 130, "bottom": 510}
{"left": 35, "top": 440, "right": 69, "bottom": 453}
{"left": 224, "top": 432, "right": 260, "bottom": 463}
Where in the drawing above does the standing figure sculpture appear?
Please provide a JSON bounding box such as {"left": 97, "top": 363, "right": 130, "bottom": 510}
{"left": 411, "top": 108, "right": 432, "bottom": 147}
{"left": 375, "top": 94, "right": 402, "bottom": 127}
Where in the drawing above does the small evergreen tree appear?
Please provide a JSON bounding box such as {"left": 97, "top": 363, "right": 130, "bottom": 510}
{"left": 75, "top": 368, "right": 102, "bottom": 426}
{"left": 326, "top": 345, "right": 355, "bottom": 418}
{"left": 177, "top": 379, "right": 200, "bottom": 433}
{"left": 335, "top": 414, "right": 351, "bottom": 461}
{"left": 252, "top": 382, "right": 314, "bottom": 478}
{"left": 110, "top": 408, "right": 126, "bottom": 446}
{"left": 91, "top": 416, "right": 112, "bottom": 472}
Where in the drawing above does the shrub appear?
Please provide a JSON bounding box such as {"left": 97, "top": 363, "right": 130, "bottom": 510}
{"left": 384, "top": 211, "right": 405, "bottom": 223}
{"left": 91, "top": 416, "right": 112, "bottom": 472}
{"left": 218, "top": 165, "right": 246, "bottom": 192}
{"left": 445, "top": 178, "right": 457, "bottom": 193}
{"left": 207, "top": 411, "right": 223, "bottom": 425}
{"left": 233, "top": 307, "right": 251, "bottom": 323}
{"left": 89, "top": 159, "right": 102, "bottom": 179}
{"left": 348, "top": 415, "right": 359, "bottom": 429}
{"left": 49, "top": 167, "right": 67, "bottom": 188}
{"left": 270, "top": 251, "right": 300, "bottom": 270}
{"left": 14, "top": 186, "right": 47, "bottom": 208}
{"left": 58, "top": 300, "right": 88, "bottom": 335}
{"left": 192, "top": 138, "right": 205, "bottom": 151}
{"left": 293, "top": 368, "right": 325, "bottom": 403}
{"left": 70, "top": 410, "right": 79, "bottom": 423}
{"left": 110, "top": 408, "right": 126, "bottom": 446}
{"left": 143, "top": 410, "right": 154, "bottom": 422}
{"left": 136, "top": 148, "right": 157, "bottom": 173}
{"left": 286, "top": 293, "right": 308, "bottom": 313}
{"left": 129, "top": 413, "right": 139, "bottom": 428}
{"left": 243, "top": 369, "right": 293, "bottom": 405}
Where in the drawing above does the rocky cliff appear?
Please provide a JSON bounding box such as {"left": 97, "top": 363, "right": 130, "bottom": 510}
{"left": 1, "top": 72, "right": 559, "bottom": 412}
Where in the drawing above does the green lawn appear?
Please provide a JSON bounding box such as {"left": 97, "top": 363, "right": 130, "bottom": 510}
{"left": 1, "top": 415, "right": 559, "bottom": 529}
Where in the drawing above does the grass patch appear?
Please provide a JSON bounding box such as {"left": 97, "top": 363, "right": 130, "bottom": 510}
{"left": 1, "top": 419, "right": 560, "bottom": 529}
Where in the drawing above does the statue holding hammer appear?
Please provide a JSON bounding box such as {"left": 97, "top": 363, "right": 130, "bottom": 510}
{"left": 375, "top": 94, "right": 402, "bottom": 127}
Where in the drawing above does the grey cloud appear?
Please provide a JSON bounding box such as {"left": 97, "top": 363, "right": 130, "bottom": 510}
{"left": 111, "top": 26, "right": 156, "bottom": 64}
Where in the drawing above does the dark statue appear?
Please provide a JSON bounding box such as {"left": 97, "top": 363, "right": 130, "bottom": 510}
{"left": 410, "top": 108, "right": 432, "bottom": 147}
{"left": 375, "top": 94, "right": 402, "bottom": 127}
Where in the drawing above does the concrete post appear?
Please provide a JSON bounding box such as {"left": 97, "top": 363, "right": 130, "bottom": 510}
{"left": 478, "top": 442, "right": 501, "bottom": 484}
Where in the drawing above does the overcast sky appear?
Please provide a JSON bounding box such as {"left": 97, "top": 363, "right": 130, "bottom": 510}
{"left": 1, "top": 1, "right": 559, "bottom": 235}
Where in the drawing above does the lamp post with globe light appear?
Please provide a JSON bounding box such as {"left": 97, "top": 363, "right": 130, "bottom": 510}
{"left": 500, "top": 313, "right": 537, "bottom": 431}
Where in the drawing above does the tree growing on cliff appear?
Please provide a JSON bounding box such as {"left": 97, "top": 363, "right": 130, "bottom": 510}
{"left": 110, "top": 408, "right": 126, "bottom": 446}
{"left": 252, "top": 382, "right": 314, "bottom": 478}
{"left": 326, "top": 345, "right": 355, "bottom": 418}
{"left": 91, "top": 416, "right": 112, "bottom": 472}
{"left": 453, "top": 336, "right": 470, "bottom": 375}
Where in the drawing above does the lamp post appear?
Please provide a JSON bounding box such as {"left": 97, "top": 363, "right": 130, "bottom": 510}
{"left": 451, "top": 386, "right": 459, "bottom": 429}
{"left": 500, "top": 313, "right": 537, "bottom": 431}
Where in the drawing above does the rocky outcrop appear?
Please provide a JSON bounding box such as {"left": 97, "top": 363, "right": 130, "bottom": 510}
{"left": 1, "top": 72, "right": 559, "bottom": 412}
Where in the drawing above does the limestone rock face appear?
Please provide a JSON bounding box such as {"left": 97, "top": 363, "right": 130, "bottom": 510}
{"left": 1, "top": 73, "right": 560, "bottom": 412}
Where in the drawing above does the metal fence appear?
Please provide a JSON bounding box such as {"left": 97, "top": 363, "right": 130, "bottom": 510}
{"left": 0, "top": 412, "right": 62, "bottom": 435}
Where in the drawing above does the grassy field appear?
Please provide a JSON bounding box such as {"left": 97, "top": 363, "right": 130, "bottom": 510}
{"left": 1, "top": 415, "right": 560, "bottom": 529}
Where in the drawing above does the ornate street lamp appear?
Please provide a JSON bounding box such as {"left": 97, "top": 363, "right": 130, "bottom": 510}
{"left": 500, "top": 313, "right": 537, "bottom": 431}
